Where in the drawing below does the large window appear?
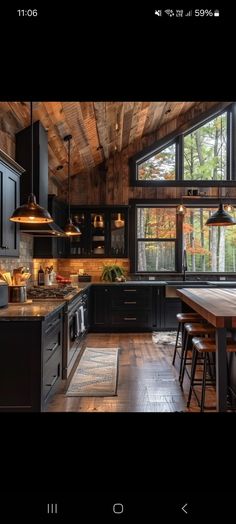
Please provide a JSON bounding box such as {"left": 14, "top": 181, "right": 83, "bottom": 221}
{"left": 136, "top": 207, "right": 176, "bottom": 272}
{"left": 184, "top": 113, "right": 227, "bottom": 181}
{"left": 184, "top": 207, "right": 236, "bottom": 272}
{"left": 132, "top": 105, "right": 233, "bottom": 186}
{"left": 134, "top": 202, "right": 236, "bottom": 273}
{"left": 137, "top": 143, "right": 176, "bottom": 181}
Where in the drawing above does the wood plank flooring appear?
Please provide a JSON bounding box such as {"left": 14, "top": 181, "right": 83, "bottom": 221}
{"left": 46, "top": 332, "right": 216, "bottom": 412}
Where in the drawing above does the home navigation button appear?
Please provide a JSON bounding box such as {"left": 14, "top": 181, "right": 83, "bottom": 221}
{"left": 113, "top": 503, "right": 124, "bottom": 514}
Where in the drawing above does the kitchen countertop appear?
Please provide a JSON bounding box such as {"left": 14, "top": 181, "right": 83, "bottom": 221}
{"left": 0, "top": 300, "right": 65, "bottom": 320}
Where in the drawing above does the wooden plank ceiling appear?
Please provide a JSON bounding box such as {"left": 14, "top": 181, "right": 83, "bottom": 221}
{"left": 0, "top": 101, "right": 201, "bottom": 182}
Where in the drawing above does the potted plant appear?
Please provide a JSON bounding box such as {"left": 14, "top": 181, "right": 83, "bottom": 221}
{"left": 101, "top": 263, "right": 126, "bottom": 282}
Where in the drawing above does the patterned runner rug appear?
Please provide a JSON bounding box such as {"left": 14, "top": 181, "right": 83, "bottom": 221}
{"left": 66, "top": 347, "right": 119, "bottom": 396}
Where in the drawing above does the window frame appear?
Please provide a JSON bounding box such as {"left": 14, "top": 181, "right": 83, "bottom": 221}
{"left": 130, "top": 103, "right": 235, "bottom": 187}
{"left": 130, "top": 198, "right": 236, "bottom": 275}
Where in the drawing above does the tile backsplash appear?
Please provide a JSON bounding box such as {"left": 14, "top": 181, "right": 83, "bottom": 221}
{"left": 56, "top": 258, "right": 130, "bottom": 281}
{"left": 0, "top": 233, "right": 34, "bottom": 283}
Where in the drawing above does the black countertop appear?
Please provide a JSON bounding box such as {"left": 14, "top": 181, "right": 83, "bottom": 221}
{"left": 0, "top": 300, "right": 65, "bottom": 320}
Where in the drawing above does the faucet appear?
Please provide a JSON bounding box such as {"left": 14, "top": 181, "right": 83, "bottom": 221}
{"left": 182, "top": 249, "right": 188, "bottom": 281}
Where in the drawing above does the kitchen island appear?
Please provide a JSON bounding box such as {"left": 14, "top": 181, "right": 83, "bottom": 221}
{"left": 177, "top": 287, "right": 236, "bottom": 412}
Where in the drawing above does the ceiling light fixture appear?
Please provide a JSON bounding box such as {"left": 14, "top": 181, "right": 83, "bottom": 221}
{"left": 176, "top": 199, "right": 186, "bottom": 215}
{"left": 10, "top": 102, "right": 53, "bottom": 224}
{"left": 63, "top": 135, "right": 81, "bottom": 236}
{"left": 115, "top": 213, "right": 125, "bottom": 228}
{"left": 205, "top": 187, "right": 236, "bottom": 227}
{"left": 205, "top": 202, "right": 236, "bottom": 226}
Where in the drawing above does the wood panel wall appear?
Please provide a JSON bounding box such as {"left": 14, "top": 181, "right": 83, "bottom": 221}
{"left": 60, "top": 101, "right": 236, "bottom": 205}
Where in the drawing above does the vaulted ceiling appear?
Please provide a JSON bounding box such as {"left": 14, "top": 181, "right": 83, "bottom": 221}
{"left": 0, "top": 101, "right": 217, "bottom": 183}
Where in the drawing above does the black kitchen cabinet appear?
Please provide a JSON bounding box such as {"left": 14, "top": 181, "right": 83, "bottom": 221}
{"left": 0, "top": 149, "right": 24, "bottom": 257}
{"left": 92, "top": 285, "right": 111, "bottom": 329}
{"left": 0, "top": 305, "right": 64, "bottom": 412}
{"left": 91, "top": 284, "right": 157, "bottom": 332}
{"left": 16, "top": 120, "right": 48, "bottom": 210}
{"left": 110, "top": 285, "right": 153, "bottom": 330}
{"left": 163, "top": 298, "right": 181, "bottom": 329}
{"left": 33, "top": 195, "right": 69, "bottom": 258}
{"left": 68, "top": 206, "right": 129, "bottom": 258}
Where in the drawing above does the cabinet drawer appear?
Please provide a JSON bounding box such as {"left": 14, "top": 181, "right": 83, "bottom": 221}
{"left": 111, "top": 310, "right": 151, "bottom": 327}
{"left": 43, "top": 347, "right": 62, "bottom": 402}
{"left": 44, "top": 310, "right": 62, "bottom": 363}
{"left": 44, "top": 325, "right": 61, "bottom": 363}
{"left": 111, "top": 287, "right": 152, "bottom": 309}
{"left": 45, "top": 309, "right": 62, "bottom": 334}
{"left": 111, "top": 294, "right": 152, "bottom": 309}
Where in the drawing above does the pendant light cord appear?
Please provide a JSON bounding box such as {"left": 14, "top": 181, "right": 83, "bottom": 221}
{"left": 30, "top": 101, "right": 33, "bottom": 195}
{"left": 68, "top": 137, "right": 71, "bottom": 220}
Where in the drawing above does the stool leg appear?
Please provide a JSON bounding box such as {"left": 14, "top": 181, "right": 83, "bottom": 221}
{"left": 172, "top": 322, "right": 181, "bottom": 365}
{"left": 179, "top": 331, "right": 187, "bottom": 383}
{"left": 180, "top": 333, "right": 191, "bottom": 387}
{"left": 200, "top": 352, "right": 208, "bottom": 412}
{"left": 187, "top": 347, "right": 198, "bottom": 408}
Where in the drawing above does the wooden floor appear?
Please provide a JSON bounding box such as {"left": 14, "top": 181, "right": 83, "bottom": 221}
{"left": 47, "top": 332, "right": 216, "bottom": 412}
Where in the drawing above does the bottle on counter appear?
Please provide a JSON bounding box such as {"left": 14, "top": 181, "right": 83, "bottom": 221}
{"left": 38, "top": 266, "right": 45, "bottom": 286}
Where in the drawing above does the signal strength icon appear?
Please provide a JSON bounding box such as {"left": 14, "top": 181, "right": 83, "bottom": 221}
{"left": 185, "top": 10, "right": 192, "bottom": 16}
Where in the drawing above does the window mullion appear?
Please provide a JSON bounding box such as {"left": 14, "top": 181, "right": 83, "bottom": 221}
{"left": 230, "top": 103, "right": 236, "bottom": 181}
{"left": 177, "top": 134, "right": 183, "bottom": 181}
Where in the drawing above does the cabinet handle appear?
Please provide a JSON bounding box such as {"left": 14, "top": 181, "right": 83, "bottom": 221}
{"left": 46, "top": 374, "right": 58, "bottom": 387}
{"left": 123, "top": 289, "right": 137, "bottom": 292}
{"left": 124, "top": 317, "right": 137, "bottom": 321}
{"left": 46, "top": 341, "right": 59, "bottom": 352}
{"left": 0, "top": 245, "right": 8, "bottom": 249}
{"left": 124, "top": 301, "right": 137, "bottom": 304}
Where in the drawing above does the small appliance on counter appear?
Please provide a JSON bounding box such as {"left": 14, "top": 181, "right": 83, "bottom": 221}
{"left": 78, "top": 274, "right": 91, "bottom": 282}
{"left": 0, "top": 281, "right": 8, "bottom": 308}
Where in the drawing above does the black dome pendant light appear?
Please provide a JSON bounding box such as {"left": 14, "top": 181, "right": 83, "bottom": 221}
{"left": 205, "top": 187, "right": 236, "bottom": 227}
{"left": 63, "top": 134, "right": 81, "bottom": 236}
{"left": 10, "top": 101, "right": 53, "bottom": 224}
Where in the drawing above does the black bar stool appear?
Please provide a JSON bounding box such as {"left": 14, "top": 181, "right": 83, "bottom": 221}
{"left": 179, "top": 322, "right": 215, "bottom": 387}
{"left": 187, "top": 337, "right": 236, "bottom": 411}
{"left": 172, "top": 312, "right": 202, "bottom": 366}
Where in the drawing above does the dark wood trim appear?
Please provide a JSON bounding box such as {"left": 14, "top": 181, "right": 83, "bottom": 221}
{"left": 0, "top": 148, "right": 25, "bottom": 174}
{"left": 129, "top": 197, "right": 236, "bottom": 207}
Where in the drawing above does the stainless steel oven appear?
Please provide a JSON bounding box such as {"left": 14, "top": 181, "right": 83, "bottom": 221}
{"left": 63, "top": 291, "right": 88, "bottom": 379}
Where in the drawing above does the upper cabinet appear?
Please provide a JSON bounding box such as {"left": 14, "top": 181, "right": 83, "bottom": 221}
{"left": 68, "top": 206, "right": 129, "bottom": 258}
{"left": 0, "top": 149, "right": 24, "bottom": 257}
{"left": 33, "top": 195, "right": 69, "bottom": 258}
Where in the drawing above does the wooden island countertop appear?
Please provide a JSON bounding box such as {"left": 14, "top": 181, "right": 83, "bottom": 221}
{"left": 176, "top": 287, "right": 236, "bottom": 412}
{"left": 176, "top": 287, "right": 236, "bottom": 328}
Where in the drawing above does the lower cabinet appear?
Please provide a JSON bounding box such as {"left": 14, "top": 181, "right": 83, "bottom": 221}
{"left": 91, "top": 284, "right": 181, "bottom": 332}
{"left": 91, "top": 285, "right": 160, "bottom": 332}
{"left": 0, "top": 306, "right": 64, "bottom": 412}
{"left": 162, "top": 298, "right": 182, "bottom": 329}
{"left": 92, "top": 286, "right": 111, "bottom": 329}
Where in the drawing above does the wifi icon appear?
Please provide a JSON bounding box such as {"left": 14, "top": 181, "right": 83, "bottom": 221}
{"left": 164, "top": 9, "right": 175, "bottom": 17}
